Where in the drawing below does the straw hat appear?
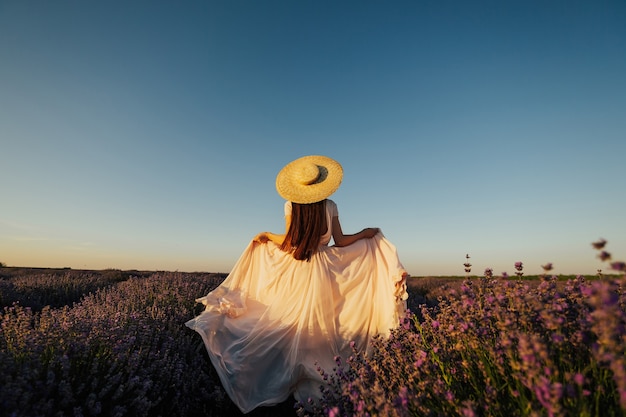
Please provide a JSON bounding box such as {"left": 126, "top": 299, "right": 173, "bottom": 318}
{"left": 275, "top": 155, "right": 343, "bottom": 204}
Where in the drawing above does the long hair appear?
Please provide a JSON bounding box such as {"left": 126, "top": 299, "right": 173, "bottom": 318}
{"left": 280, "top": 200, "right": 327, "bottom": 261}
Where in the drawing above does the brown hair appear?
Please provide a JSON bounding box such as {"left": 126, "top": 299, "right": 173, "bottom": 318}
{"left": 280, "top": 200, "right": 327, "bottom": 261}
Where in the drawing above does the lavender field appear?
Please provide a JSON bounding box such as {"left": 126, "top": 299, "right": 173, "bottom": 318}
{"left": 1, "top": 255, "right": 625, "bottom": 416}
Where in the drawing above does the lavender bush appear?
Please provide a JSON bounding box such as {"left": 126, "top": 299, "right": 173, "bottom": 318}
{"left": 301, "top": 247, "right": 626, "bottom": 417}
{"left": 0, "top": 272, "right": 237, "bottom": 417}
{"left": 0, "top": 269, "right": 140, "bottom": 310}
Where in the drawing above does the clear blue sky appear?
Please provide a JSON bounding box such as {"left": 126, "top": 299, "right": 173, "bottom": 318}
{"left": 1, "top": 0, "right": 625, "bottom": 276}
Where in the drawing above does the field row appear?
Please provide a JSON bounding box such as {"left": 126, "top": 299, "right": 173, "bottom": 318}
{"left": 1, "top": 268, "right": 625, "bottom": 416}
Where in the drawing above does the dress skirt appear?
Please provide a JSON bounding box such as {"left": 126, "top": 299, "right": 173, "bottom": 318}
{"left": 185, "top": 234, "right": 408, "bottom": 413}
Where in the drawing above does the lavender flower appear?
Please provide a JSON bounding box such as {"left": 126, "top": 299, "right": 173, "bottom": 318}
{"left": 592, "top": 239, "right": 607, "bottom": 250}
{"left": 464, "top": 254, "right": 472, "bottom": 276}
{"left": 0, "top": 271, "right": 236, "bottom": 417}
{"left": 309, "top": 273, "right": 626, "bottom": 417}
{"left": 610, "top": 262, "right": 626, "bottom": 272}
{"left": 4, "top": 249, "right": 626, "bottom": 417}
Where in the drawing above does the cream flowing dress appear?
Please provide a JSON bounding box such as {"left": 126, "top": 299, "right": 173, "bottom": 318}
{"left": 185, "top": 200, "right": 408, "bottom": 413}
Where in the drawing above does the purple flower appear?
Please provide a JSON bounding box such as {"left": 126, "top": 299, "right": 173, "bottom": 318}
{"left": 464, "top": 254, "right": 472, "bottom": 274}
{"left": 574, "top": 373, "right": 585, "bottom": 386}
{"left": 402, "top": 317, "right": 411, "bottom": 330}
{"left": 394, "top": 386, "right": 409, "bottom": 409}
{"left": 610, "top": 261, "right": 626, "bottom": 272}
{"left": 328, "top": 406, "right": 340, "bottom": 417}
{"left": 414, "top": 350, "right": 428, "bottom": 367}
{"left": 461, "top": 403, "right": 477, "bottom": 417}
{"left": 592, "top": 238, "right": 607, "bottom": 249}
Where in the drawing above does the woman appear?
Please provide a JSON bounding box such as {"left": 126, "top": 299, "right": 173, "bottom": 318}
{"left": 185, "top": 155, "right": 408, "bottom": 413}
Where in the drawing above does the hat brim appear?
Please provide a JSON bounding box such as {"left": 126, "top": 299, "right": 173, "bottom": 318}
{"left": 275, "top": 155, "right": 343, "bottom": 204}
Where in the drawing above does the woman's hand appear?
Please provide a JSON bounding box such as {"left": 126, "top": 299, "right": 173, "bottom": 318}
{"left": 253, "top": 232, "right": 286, "bottom": 245}
{"left": 253, "top": 232, "right": 270, "bottom": 244}
{"left": 361, "top": 227, "right": 380, "bottom": 239}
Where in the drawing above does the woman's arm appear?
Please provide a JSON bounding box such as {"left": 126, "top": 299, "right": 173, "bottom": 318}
{"left": 331, "top": 216, "right": 379, "bottom": 247}
{"left": 253, "top": 215, "right": 291, "bottom": 245}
